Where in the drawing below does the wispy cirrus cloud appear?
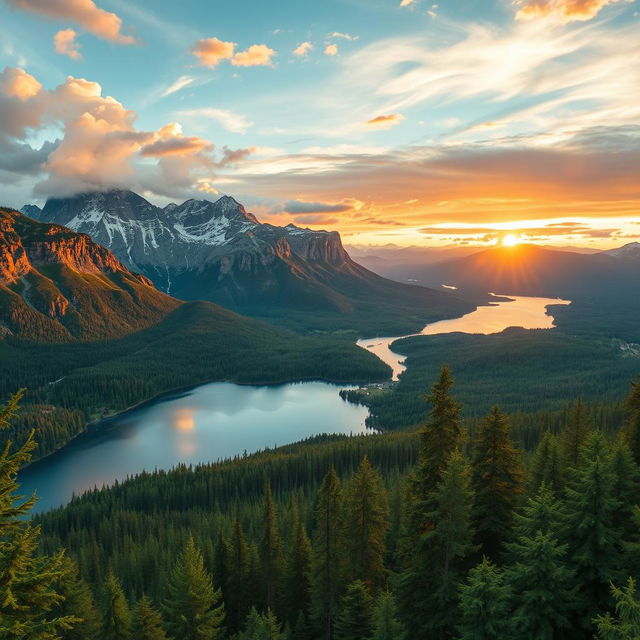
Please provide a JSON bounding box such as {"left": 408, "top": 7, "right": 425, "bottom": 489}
{"left": 366, "top": 113, "right": 405, "bottom": 128}
{"left": 7, "top": 0, "right": 135, "bottom": 44}
{"left": 162, "top": 76, "right": 194, "bottom": 97}
{"left": 176, "top": 108, "right": 254, "bottom": 134}
{"left": 515, "top": 0, "right": 633, "bottom": 23}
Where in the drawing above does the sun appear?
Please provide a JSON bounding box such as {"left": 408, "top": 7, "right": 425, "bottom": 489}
{"left": 502, "top": 233, "right": 521, "bottom": 247}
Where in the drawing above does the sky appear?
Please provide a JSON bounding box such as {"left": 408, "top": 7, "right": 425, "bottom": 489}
{"left": 0, "top": 0, "right": 638, "bottom": 248}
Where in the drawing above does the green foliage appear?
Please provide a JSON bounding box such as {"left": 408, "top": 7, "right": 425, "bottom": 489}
{"left": 238, "top": 606, "right": 286, "bottom": 640}
{"left": 333, "top": 580, "right": 374, "bottom": 640}
{"left": 0, "top": 390, "right": 76, "bottom": 639}
{"left": 595, "top": 578, "right": 640, "bottom": 640}
{"left": 457, "top": 558, "right": 511, "bottom": 640}
{"left": 529, "top": 431, "right": 564, "bottom": 495}
{"left": 162, "top": 537, "right": 225, "bottom": 640}
{"left": 131, "top": 596, "right": 169, "bottom": 640}
{"left": 260, "top": 481, "right": 283, "bottom": 613}
{"left": 471, "top": 406, "right": 523, "bottom": 561}
{"left": 560, "top": 398, "right": 591, "bottom": 468}
{"left": 370, "top": 591, "right": 406, "bottom": 640}
{"left": 341, "top": 456, "right": 389, "bottom": 591}
{"left": 284, "top": 502, "right": 312, "bottom": 626}
{"left": 101, "top": 571, "right": 131, "bottom": 640}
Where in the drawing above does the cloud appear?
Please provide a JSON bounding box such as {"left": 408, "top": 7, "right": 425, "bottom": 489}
{"left": 328, "top": 32, "right": 359, "bottom": 41}
{"left": 293, "top": 41, "right": 313, "bottom": 57}
{"left": 515, "top": 0, "right": 631, "bottom": 23}
{"left": 293, "top": 214, "right": 340, "bottom": 225}
{"left": 366, "top": 113, "right": 405, "bottom": 128}
{"left": 231, "top": 44, "right": 276, "bottom": 67}
{"left": 324, "top": 43, "right": 338, "bottom": 56}
{"left": 176, "top": 107, "right": 253, "bottom": 134}
{"left": 54, "top": 28, "right": 82, "bottom": 60}
{"left": 284, "top": 200, "right": 353, "bottom": 214}
{"left": 191, "top": 37, "right": 235, "bottom": 68}
{"left": 162, "top": 75, "right": 193, "bottom": 97}
{"left": 7, "top": 0, "right": 134, "bottom": 44}
{"left": 219, "top": 146, "right": 255, "bottom": 166}
{"left": 399, "top": 0, "right": 417, "bottom": 6}
{"left": 0, "top": 66, "right": 226, "bottom": 199}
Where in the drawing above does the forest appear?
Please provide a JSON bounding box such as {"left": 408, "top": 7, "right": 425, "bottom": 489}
{"left": 3, "top": 367, "right": 640, "bottom": 639}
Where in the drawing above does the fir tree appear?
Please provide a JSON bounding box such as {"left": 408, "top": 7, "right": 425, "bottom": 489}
{"left": 457, "top": 558, "right": 511, "bottom": 640}
{"left": 131, "top": 595, "right": 169, "bottom": 640}
{"left": 610, "top": 438, "right": 640, "bottom": 540}
{"left": 53, "top": 556, "right": 102, "bottom": 640}
{"left": 0, "top": 390, "right": 76, "bottom": 639}
{"left": 471, "top": 406, "right": 523, "bottom": 561}
{"left": 260, "top": 480, "right": 284, "bottom": 613}
{"left": 505, "top": 531, "right": 575, "bottom": 639}
{"left": 238, "top": 607, "right": 285, "bottom": 640}
{"left": 291, "top": 611, "right": 313, "bottom": 640}
{"left": 595, "top": 578, "right": 640, "bottom": 640}
{"left": 333, "top": 580, "right": 374, "bottom": 640}
{"left": 507, "top": 483, "right": 564, "bottom": 546}
{"left": 163, "top": 536, "right": 225, "bottom": 640}
{"left": 101, "top": 571, "right": 132, "bottom": 640}
{"left": 624, "top": 378, "right": 640, "bottom": 466}
{"left": 284, "top": 501, "right": 312, "bottom": 625}
{"left": 560, "top": 398, "right": 591, "bottom": 467}
{"left": 226, "top": 520, "right": 250, "bottom": 632}
{"left": 310, "top": 467, "right": 343, "bottom": 640}
{"left": 563, "top": 432, "right": 621, "bottom": 631}
{"left": 341, "top": 456, "right": 389, "bottom": 592}
{"left": 398, "top": 450, "right": 475, "bottom": 639}
{"left": 370, "top": 591, "right": 407, "bottom": 640}
{"left": 529, "top": 431, "right": 564, "bottom": 495}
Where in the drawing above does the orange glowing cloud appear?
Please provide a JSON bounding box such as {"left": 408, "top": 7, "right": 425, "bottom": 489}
{"left": 191, "top": 37, "right": 236, "bottom": 68}
{"left": 366, "top": 113, "right": 405, "bottom": 128}
{"left": 515, "top": 0, "right": 629, "bottom": 22}
{"left": 232, "top": 44, "right": 276, "bottom": 67}
{"left": 0, "top": 66, "right": 42, "bottom": 100}
{"left": 7, "top": 0, "right": 134, "bottom": 44}
{"left": 54, "top": 28, "right": 82, "bottom": 60}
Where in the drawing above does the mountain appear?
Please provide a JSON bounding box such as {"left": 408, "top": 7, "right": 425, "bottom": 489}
{"left": 603, "top": 242, "right": 640, "bottom": 260}
{"left": 0, "top": 207, "right": 178, "bottom": 341}
{"left": 34, "top": 190, "right": 474, "bottom": 334}
{"left": 421, "top": 243, "right": 639, "bottom": 300}
{"left": 20, "top": 204, "right": 42, "bottom": 219}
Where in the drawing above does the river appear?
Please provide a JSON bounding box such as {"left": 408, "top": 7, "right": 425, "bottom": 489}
{"left": 357, "top": 294, "right": 571, "bottom": 380}
{"left": 19, "top": 381, "right": 369, "bottom": 513}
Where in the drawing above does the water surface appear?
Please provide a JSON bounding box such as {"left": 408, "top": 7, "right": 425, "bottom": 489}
{"left": 357, "top": 294, "right": 571, "bottom": 380}
{"left": 20, "top": 381, "right": 369, "bottom": 512}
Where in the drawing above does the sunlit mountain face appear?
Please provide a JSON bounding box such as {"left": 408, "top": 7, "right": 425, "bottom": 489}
{"left": 1, "top": 0, "right": 637, "bottom": 249}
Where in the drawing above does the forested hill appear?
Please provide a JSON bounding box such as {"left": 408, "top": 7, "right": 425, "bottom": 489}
{"left": 6, "top": 369, "right": 638, "bottom": 639}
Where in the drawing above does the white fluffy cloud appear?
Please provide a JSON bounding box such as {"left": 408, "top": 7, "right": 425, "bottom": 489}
{"left": 192, "top": 38, "right": 276, "bottom": 68}
{"left": 293, "top": 41, "right": 313, "bottom": 57}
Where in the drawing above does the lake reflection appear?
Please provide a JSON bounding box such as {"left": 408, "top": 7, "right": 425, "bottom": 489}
{"left": 20, "top": 381, "right": 369, "bottom": 513}
{"left": 358, "top": 294, "right": 571, "bottom": 380}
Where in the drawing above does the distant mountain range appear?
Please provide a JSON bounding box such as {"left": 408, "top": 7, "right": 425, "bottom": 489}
{"left": 21, "top": 190, "right": 473, "bottom": 334}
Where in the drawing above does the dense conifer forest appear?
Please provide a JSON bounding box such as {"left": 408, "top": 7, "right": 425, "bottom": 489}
{"left": 3, "top": 368, "right": 640, "bottom": 638}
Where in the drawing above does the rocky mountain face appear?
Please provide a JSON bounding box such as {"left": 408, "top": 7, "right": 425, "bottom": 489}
{"left": 0, "top": 207, "right": 178, "bottom": 341}
{"left": 30, "top": 190, "right": 473, "bottom": 335}
{"left": 604, "top": 242, "right": 640, "bottom": 260}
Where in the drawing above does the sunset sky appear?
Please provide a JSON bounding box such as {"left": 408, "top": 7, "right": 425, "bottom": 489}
{"left": 0, "top": 0, "right": 638, "bottom": 247}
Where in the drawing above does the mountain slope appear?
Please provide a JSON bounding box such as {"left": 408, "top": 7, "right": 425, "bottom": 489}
{"left": 36, "top": 190, "right": 474, "bottom": 334}
{"left": 0, "top": 207, "right": 179, "bottom": 341}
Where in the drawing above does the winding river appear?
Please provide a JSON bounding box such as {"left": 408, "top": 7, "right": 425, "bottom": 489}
{"left": 357, "top": 294, "right": 571, "bottom": 380}
{"left": 19, "top": 293, "right": 571, "bottom": 513}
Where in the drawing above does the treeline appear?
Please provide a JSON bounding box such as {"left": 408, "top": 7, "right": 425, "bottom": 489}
{"left": 2, "top": 370, "right": 636, "bottom": 638}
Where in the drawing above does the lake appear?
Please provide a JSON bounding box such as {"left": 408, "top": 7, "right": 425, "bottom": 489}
{"left": 357, "top": 294, "right": 571, "bottom": 380}
{"left": 19, "top": 381, "right": 369, "bottom": 513}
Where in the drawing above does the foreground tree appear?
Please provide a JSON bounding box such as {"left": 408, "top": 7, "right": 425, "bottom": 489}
{"left": 101, "top": 571, "right": 132, "bottom": 640}
{"left": 333, "top": 580, "right": 374, "bottom": 640}
{"left": 370, "top": 591, "right": 407, "bottom": 640}
{"left": 471, "top": 406, "right": 523, "bottom": 561}
{"left": 560, "top": 398, "right": 591, "bottom": 468}
{"left": 529, "top": 431, "right": 564, "bottom": 495}
{"left": 238, "top": 607, "right": 285, "bottom": 640}
{"left": 163, "top": 537, "right": 225, "bottom": 640}
{"left": 284, "top": 502, "right": 312, "bottom": 625}
{"left": 624, "top": 378, "right": 640, "bottom": 466}
{"left": 131, "top": 595, "right": 169, "bottom": 640}
{"left": 0, "top": 390, "right": 76, "bottom": 638}
{"left": 458, "top": 558, "right": 511, "bottom": 640}
{"left": 260, "top": 481, "right": 283, "bottom": 613}
{"left": 595, "top": 578, "right": 640, "bottom": 640}
{"left": 341, "top": 456, "right": 389, "bottom": 591}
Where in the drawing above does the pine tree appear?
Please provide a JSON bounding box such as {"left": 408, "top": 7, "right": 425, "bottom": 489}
{"left": 226, "top": 520, "right": 250, "bottom": 632}
{"left": 238, "top": 607, "right": 285, "bottom": 640}
{"left": 560, "top": 398, "right": 591, "bottom": 467}
{"left": 341, "top": 456, "right": 389, "bottom": 591}
{"left": 310, "top": 467, "right": 343, "bottom": 640}
{"left": 333, "top": 580, "right": 374, "bottom": 640}
{"left": 291, "top": 610, "right": 313, "bottom": 640}
{"left": 595, "top": 578, "right": 640, "bottom": 640}
{"left": 370, "top": 591, "right": 407, "bottom": 640}
{"left": 163, "top": 536, "right": 225, "bottom": 640}
{"left": 284, "top": 502, "right": 312, "bottom": 625}
{"left": 529, "top": 431, "right": 564, "bottom": 495}
{"left": 563, "top": 432, "right": 621, "bottom": 631}
{"left": 0, "top": 390, "right": 77, "bottom": 639}
{"left": 260, "top": 480, "right": 283, "bottom": 613}
{"left": 457, "top": 558, "right": 511, "bottom": 640}
{"left": 624, "top": 378, "right": 640, "bottom": 466}
{"left": 398, "top": 450, "right": 475, "bottom": 639}
{"left": 131, "top": 596, "right": 169, "bottom": 640}
{"left": 507, "top": 483, "right": 564, "bottom": 546}
{"left": 471, "top": 406, "right": 523, "bottom": 561}
{"left": 101, "top": 571, "right": 132, "bottom": 640}
{"left": 53, "top": 556, "right": 102, "bottom": 640}
{"left": 610, "top": 437, "right": 640, "bottom": 540}
{"left": 505, "top": 531, "right": 575, "bottom": 640}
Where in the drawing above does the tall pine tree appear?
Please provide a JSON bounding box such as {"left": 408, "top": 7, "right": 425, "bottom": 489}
{"left": 101, "top": 571, "right": 132, "bottom": 640}
{"left": 333, "top": 580, "right": 374, "bottom": 640}
{"left": 370, "top": 591, "right": 407, "bottom": 640}
{"left": 471, "top": 406, "right": 523, "bottom": 561}
{"left": 260, "top": 480, "right": 283, "bottom": 613}
{"left": 560, "top": 398, "right": 591, "bottom": 468}
{"left": 284, "top": 501, "right": 312, "bottom": 625}
{"left": 131, "top": 596, "right": 169, "bottom": 640}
